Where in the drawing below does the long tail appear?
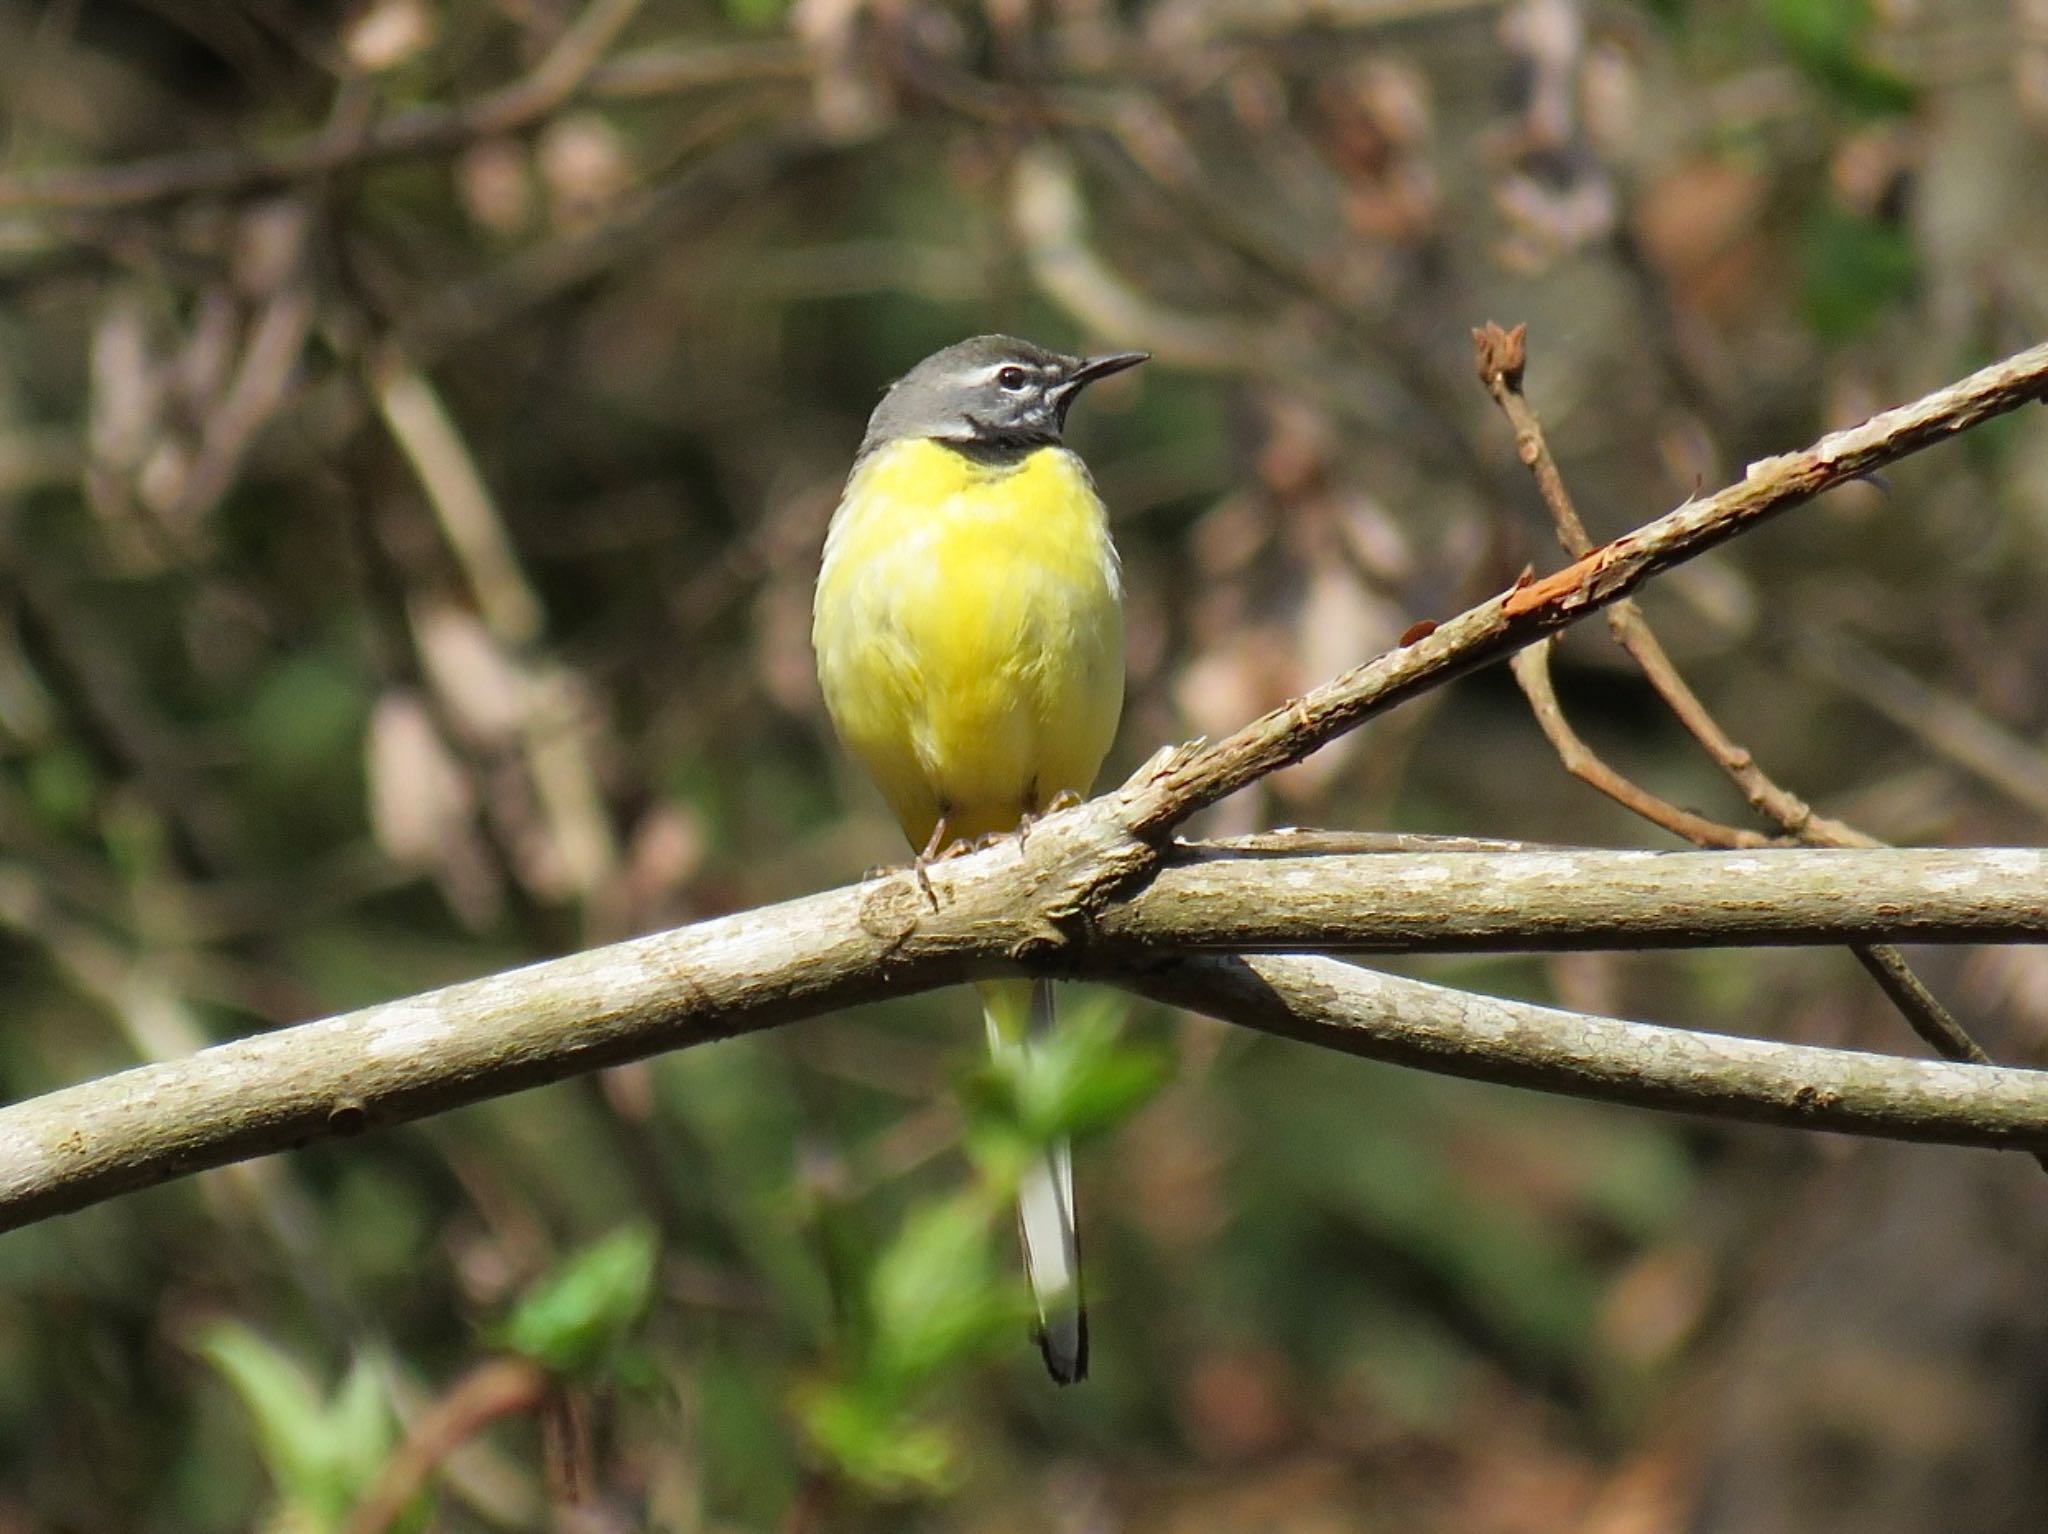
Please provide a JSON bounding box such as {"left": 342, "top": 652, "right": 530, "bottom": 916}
{"left": 979, "top": 977, "right": 1086, "bottom": 1385}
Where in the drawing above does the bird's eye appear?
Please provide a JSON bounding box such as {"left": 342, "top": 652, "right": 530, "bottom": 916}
{"left": 996, "top": 366, "right": 1029, "bottom": 390}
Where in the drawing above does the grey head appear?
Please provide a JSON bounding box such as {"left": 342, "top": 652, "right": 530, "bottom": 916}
{"left": 859, "top": 334, "right": 1148, "bottom": 458}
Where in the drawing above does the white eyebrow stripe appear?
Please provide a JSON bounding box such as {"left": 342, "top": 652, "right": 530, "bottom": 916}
{"left": 962, "top": 360, "right": 1051, "bottom": 386}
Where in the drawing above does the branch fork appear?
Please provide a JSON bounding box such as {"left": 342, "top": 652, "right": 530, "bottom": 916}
{"left": 2, "top": 334, "right": 2048, "bottom": 1233}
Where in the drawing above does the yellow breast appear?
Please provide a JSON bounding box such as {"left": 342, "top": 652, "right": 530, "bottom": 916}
{"left": 812, "top": 438, "right": 1126, "bottom": 847}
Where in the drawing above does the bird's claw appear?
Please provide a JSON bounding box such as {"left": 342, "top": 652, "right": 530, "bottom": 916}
{"left": 907, "top": 816, "right": 956, "bottom": 910}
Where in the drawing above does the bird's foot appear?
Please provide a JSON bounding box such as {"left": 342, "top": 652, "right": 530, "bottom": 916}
{"left": 909, "top": 815, "right": 956, "bottom": 910}
{"left": 1014, "top": 790, "right": 1082, "bottom": 853}
{"left": 861, "top": 817, "right": 958, "bottom": 909}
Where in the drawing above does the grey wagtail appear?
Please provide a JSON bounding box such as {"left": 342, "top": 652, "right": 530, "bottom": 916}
{"left": 812, "top": 334, "right": 1146, "bottom": 1383}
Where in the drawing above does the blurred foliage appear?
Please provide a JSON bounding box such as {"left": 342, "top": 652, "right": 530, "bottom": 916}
{"left": 196, "top": 1322, "right": 423, "bottom": 1534}
{"left": 1762, "top": 0, "right": 1918, "bottom": 114}
{"left": 961, "top": 995, "right": 1171, "bottom": 1183}
{"left": 1799, "top": 201, "right": 1919, "bottom": 339}
{"left": 0, "top": 0, "right": 2045, "bottom": 1530}
{"left": 496, "top": 1223, "right": 659, "bottom": 1377}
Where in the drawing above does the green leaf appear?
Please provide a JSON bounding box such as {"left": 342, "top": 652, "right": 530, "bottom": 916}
{"left": 1800, "top": 203, "right": 1919, "bottom": 339}
{"left": 793, "top": 1379, "right": 959, "bottom": 1495}
{"left": 329, "top": 1357, "right": 397, "bottom": 1481}
{"left": 1760, "top": 0, "right": 1917, "bottom": 114}
{"left": 196, "top": 1322, "right": 331, "bottom": 1508}
{"left": 499, "top": 1223, "right": 659, "bottom": 1376}
{"left": 961, "top": 1001, "right": 1170, "bottom": 1164}
{"left": 195, "top": 1322, "right": 406, "bottom": 1533}
{"left": 864, "top": 1193, "right": 1022, "bottom": 1390}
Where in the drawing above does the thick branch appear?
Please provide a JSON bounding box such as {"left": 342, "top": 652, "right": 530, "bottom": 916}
{"left": 1473, "top": 320, "right": 2011, "bottom": 1110}
{"left": 2, "top": 341, "right": 2046, "bottom": 1235}
{"left": 1133, "top": 956, "right": 2048, "bottom": 1152}
{"left": 4, "top": 845, "right": 2048, "bottom": 1233}
{"left": 1114, "top": 846, "right": 2048, "bottom": 950}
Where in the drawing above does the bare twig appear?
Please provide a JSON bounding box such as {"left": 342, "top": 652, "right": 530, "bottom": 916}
{"left": 1173, "top": 828, "right": 1567, "bottom": 856}
{"left": 1117, "top": 334, "right": 2048, "bottom": 837}
{"left": 1799, "top": 630, "right": 2048, "bottom": 824}
{"left": 163, "top": 205, "right": 318, "bottom": 530}
{"left": 1473, "top": 322, "right": 1873, "bottom": 845}
{"left": 369, "top": 347, "right": 620, "bottom": 910}
{"left": 405, "top": 130, "right": 826, "bottom": 355}
{"left": 540, "top": 1387, "right": 594, "bottom": 1512}
{"left": 1509, "top": 639, "right": 1774, "bottom": 849}
{"left": 345, "top": 1357, "right": 549, "bottom": 1534}
{"left": 369, "top": 350, "right": 546, "bottom": 646}
{"left": 0, "top": 340, "right": 2044, "bottom": 1232}
{"left": 0, "top": 863, "right": 358, "bottom": 1317}
{"left": 518, "top": 0, "right": 654, "bottom": 115}
{"left": 1103, "top": 847, "right": 2048, "bottom": 952}
{"left": 0, "top": 0, "right": 695, "bottom": 214}
{"left": 1009, "top": 146, "right": 1283, "bottom": 375}
{"left": 1473, "top": 321, "right": 2024, "bottom": 1118}
{"left": 1852, "top": 944, "right": 2000, "bottom": 1066}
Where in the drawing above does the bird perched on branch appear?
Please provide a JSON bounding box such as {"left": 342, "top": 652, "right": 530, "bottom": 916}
{"left": 812, "top": 334, "right": 1145, "bottom": 1383}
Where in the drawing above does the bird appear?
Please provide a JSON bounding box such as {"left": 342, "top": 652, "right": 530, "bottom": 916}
{"left": 812, "top": 334, "right": 1146, "bottom": 1384}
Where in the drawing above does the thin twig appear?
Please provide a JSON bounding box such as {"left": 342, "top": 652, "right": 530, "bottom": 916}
{"left": 1472, "top": 321, "right": 2029, "bottom": 1141}
{"left": 1798, "top": 629, "right": 2048, "bottom": 824}
{"left": 1114, "top": 335, "right": 2048, "bottom": 838}
{"left": 345, "top": 1357, "right": 549, "bottom": 1534}
{"left": 0, "top": 341, "right": 2045, "bottom": 1230}
{"left": 369, "top": 347, "right": 621, "bottom": 909}
{"left": 1852, "top": 945, "right": 1998, "bottom": 1066}
{"left": 369, "top": 348, "right": 545, "bottom": 646}
{"left": 520, "top": 0, "right": 654, "bottom": 114}
{"left": 540, "top": 1386, "right": 593, "bottom": 1511}
{"left": 1509, "top": 639, "right": 1774, "bottom": 849}
{"left": 0, "top": 0, "right": 687, "bottom": 213}
{"left": 1473, "top": 323, "right": 1873, "bottom": 844}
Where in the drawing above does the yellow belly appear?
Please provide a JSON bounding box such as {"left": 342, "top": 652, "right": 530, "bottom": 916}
{"left": 812, "top": 438, "right": 1126, "bottom": 847}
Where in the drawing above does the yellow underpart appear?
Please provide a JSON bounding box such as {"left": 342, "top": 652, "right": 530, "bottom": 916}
{"left": 813, "top": 437, "right": 1125, "bottom": 850}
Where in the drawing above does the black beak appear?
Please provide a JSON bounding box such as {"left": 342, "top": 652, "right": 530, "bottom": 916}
{"left": 1052, "top": 350, "right": 1148, "bottom": 428}
{"left": 1067, "top": 350, "right": 1150, "bottom": 389}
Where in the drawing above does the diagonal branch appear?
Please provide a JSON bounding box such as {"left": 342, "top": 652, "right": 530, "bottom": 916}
{"left": 0, "top": 340, "right": 2045, "bottom": 1236}
{"left": 1113, "top": 336, "right": 2048, "bottom": 839}
{"left": 1472, "top": 320, "right": 2027, "bottom": 1116}
{"left": 1132, "top": 955, "right": 2048, "bottom": 1152}
{"left": 1508, "top": 638, "right": 1774, "bottom": 850}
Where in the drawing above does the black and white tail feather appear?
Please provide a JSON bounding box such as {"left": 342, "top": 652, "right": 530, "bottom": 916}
{"left": 984, "top": 977, "right": 1086, "bottom": 1384}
